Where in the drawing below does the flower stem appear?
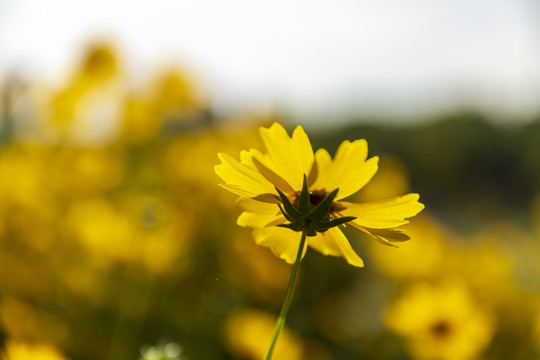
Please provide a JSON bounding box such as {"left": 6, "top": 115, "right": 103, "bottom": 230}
{"left": 264, "top": 227, "right": 308, "bottom": 360}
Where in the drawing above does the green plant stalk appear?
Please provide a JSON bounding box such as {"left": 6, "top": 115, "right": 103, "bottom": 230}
{"left": 264, "top": 227, "right": 308, "bottom": 360}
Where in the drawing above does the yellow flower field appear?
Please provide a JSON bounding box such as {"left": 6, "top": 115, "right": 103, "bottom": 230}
{"left": 1, "top": 44, "right": 540, "bottom": 360}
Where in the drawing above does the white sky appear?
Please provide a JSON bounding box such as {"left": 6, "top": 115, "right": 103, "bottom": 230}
{"left": 1, "top": 0, "right": 539, "bottom": 122}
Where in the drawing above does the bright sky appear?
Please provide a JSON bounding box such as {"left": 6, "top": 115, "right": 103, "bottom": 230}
{"left": 1, "top": 0, "right": 539, "bottom": 122}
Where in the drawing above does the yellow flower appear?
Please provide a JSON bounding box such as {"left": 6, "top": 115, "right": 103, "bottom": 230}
{"left": 224, "top": 309, "right": 304, "bottom": 360}
{"left": 2, "top": 341, "right": 67, "bottom": 360}
{"left": 215, "top": 122, "right": 424, "bottom": 267}
{"left": 385, "top": 281, "right": 495, "bottom": 360}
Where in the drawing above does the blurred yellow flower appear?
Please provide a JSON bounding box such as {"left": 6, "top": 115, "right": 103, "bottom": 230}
{"left": 215, "top": 122, "right": 424, "bottom": 267}
{"left": 120, "top": 96, "right": 158, "bottom": 143}
{"left": 224, "top": 309, "right": 304, "bottom": 360}
{"left": 149, "top": 67, "right": 207, "bottom": 119}
{"left": 46, "top": 43, "right": 125, "bottom": 142}
{"left": 68, "top": 196, "right": 191, "bottom": 275}
{"left": 2, "top": 341, "right": 67, "bottom": 360}
{"left": 385, "top": 281, "right": 495, "bottom": 360}
{"left": 0, "top": 297, "right": 68, "bottom": 344}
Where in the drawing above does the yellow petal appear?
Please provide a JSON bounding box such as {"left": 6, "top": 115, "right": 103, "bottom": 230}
{"left": 311, "top": 140, "right": 379, "bottom": 199}
{"left": 215, "top": 152, "right": 275, "bottom": 198}
{"left": 252, "top": 227, "right": 307, "bottom": 264}
{"left": 308, "top": 230, "right": 342, "bottom": 257}
{"left": 237, "top": 212, "right": 286, "bottom": 228}
{"left": 341, "top": 194, "right": 424, "bottom": 229}
{"left": 353, "top": 226, "right": 410, "bottom": 247}
{"left": 308, "top": 228, "right": 364, "bottom": 267}
{"left": 251, "top": 153, "right": 296, "bottom": 194}
{"left": 258, "top": 123, "right": 314, "bottom": 190}
{"left": 236, "top": 198, "right": 285, "bottom": 228}
{"left": 237, "top": 197, "right": 280, "bottom": 213}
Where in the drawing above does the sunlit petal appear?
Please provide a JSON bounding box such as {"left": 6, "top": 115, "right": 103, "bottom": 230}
{"left": 259, "top": 123, "right": 314, "bottom": 190}
{"left": 308, "top": 228, "right": 364, "bottom": 267}
{"left": 252, "top": 227, "right": 307, "bottom": 264}
{"left": 311, "top": 140, "right": 379, "bottom": 199}
{"left": 236, "top": 198, "right": 285, "bottom": 227}
{"left": 215, "top": 152, "right": 275, "bottom": 198}
{"left": 341, "top": 194, "right": 424, "bottom": 229}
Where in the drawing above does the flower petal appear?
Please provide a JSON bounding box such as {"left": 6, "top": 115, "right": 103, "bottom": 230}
{"left": 308, "top": 228, "right": 364, "bottom": 267}
{"left": 341, "top": 194, "right": 424, "bottom": 229}
{"left": 258, "top": 123, "right": 314, "bottom": 190}
{"left": 236, "top": 198, "right": 285, "bottom": 228}
{"left": 353, "top": 226, "right": 411, "bottom": 247}
{"left": 311, "top": 140, "right": 379, "bottom": 199}
{"left": 252, "top": 226, "right": 307, "bottom": 264}
{"left": 215, "top": 152, "right": 276, "bottom": 199}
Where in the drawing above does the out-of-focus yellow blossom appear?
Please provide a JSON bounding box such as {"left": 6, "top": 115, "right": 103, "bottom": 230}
{"left": 164, "top": 127, "right": 260, "bottom": 187}
{"left": 57, "top": 146, "right": 124, "bottom": 194}
{"left": 385, "top": 281, "right": 495, "bottom": 360}
{"left": 0, "top": 297, "right": 67, "bottom": 344}
{"left": 368, "top": 214, "right": 449, "bottom": 280}
{"left": 149, "top": 67, "right": 207, "bottom": 122}
{"left": 68, "top": 197, "right": 191, "bottom": 275}
{"left": 77, "top": 44, "right": 118, "bottom": 86}
{"left": 120, "top": 96, "right": 159, "bottom": 143}
{"left": 1, "top": 341, "right": 67, "bottom": 360}
{"left": 224, "top": 309, "right": 304, "bottom": 360}
{"left": 215, "top": 122, "right": 424, "bottom": 267}
{"left": 68, "top": 199, "right": 135, "bottom": 264}
{"left": 163, "top": 126, "right": 262, "bottom": 211}
{"left": 46, "top": 43, "right": 125, "bottom": 141}
{"left": 0, "top": 145, "right": 50, "bottom": 209}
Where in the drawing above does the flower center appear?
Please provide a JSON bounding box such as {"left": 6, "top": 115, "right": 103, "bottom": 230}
{"left": 430, "top": 319, "right": 453, "bottom": 338}
{"left": 274, "top": 176, "right": 356, "bottom": 235}
{"left": 293, "top": 188, "right": 345, "bottom": 215}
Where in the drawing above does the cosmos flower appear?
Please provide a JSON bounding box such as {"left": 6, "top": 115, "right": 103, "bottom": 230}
{"left": 2, "top": 341, "right": 67, "bottom": 360}
{"left": 224, "top": 309, "right": 304, "bottom": 360}
{"left": 215, "top": 122, "right": 424, "bottom": 267}
{"left": 385, "top": 281, "right": 495, "bottom": 360}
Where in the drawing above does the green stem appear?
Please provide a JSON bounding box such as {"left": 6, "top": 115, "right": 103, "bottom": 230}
{"left": 264, "top": 227, "right": 308, "bottom": 360}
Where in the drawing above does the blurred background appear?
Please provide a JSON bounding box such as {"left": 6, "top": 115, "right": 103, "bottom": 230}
{"left": 1, "top": 1, "right": 540, "bottom": 359}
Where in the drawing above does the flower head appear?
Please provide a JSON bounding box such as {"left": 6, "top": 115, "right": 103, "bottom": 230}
{"left": 385, "top": 281, "right": 495, "bottom": 360}
{"left": 215, "top": 122, "right": 424, "bottom": 267}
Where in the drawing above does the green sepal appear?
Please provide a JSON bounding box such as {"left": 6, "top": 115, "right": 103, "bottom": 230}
{"left": 313, "top": 216, "right": 357, "bottom": 232}
{"left": 297, "top": 175, "right": 310, "bottom": 214}
{"left": 278, "top": 204, "right": 298, "bottom": 223}
{"left": 275, "top": 181, "right": 355, "bottom": 235}
{"left": 306, "top": 227, "right": 318, "bottom": 237}
{"left": 278, "top": 222, "right": 304, "bottom": 232}
{"left": 275, "top": 187, "right": 302, "bottom": 218}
